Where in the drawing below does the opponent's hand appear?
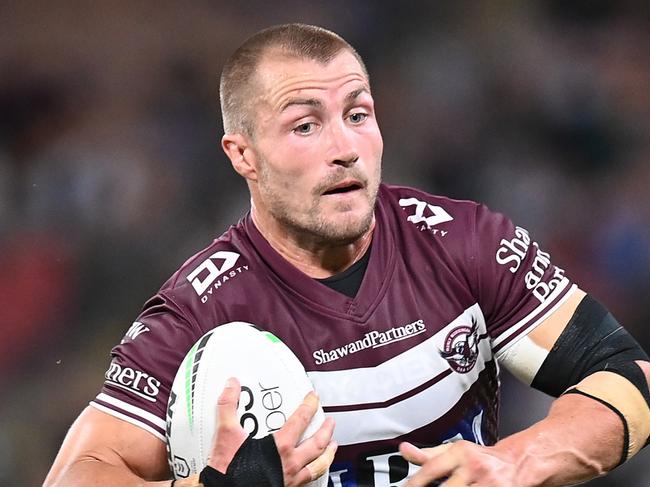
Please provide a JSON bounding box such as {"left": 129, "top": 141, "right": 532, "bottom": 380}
{"left": 208, "top": 377, "right": 337, "bottom": 487}
{"left": 400, "top": 440, "right": 518, "bottom": 487}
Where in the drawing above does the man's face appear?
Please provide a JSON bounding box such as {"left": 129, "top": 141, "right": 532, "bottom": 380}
{"left": 247, "top": 50, "right": 383, "bottom": 245}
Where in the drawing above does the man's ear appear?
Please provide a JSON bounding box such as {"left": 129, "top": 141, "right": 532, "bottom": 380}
{"left": 222, "top": 133, "right": 259, "bottom": 182}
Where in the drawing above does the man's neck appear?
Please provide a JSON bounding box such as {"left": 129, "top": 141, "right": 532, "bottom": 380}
{"left": 251, "top": 211, "right": 374, "bottom": 279}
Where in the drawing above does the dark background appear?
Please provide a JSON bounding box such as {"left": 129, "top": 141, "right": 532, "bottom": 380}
{"left": 1, "top": 1, "right": 648, "bottom": 485}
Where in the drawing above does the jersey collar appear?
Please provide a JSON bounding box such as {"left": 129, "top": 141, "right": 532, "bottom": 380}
{"left": 243, "top": 184, "right": 396, "bottom": 320}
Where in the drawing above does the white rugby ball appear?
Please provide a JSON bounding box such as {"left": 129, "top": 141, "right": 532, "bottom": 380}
{"left": 165, "top": 322, "right": 327, "bottom": 486}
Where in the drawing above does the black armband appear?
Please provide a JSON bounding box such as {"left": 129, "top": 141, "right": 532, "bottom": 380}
{"left": 532, "top": 294, "right": 650, "bottom": 463}
{"left": 199, "top": 435, "right": 283, "bottom": 487}
{"left": 532, "top": 294, "right": 650, "bottom": 402}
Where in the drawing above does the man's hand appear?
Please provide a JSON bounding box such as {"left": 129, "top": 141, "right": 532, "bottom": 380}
{"left": 209, "top": 377, "right": 337, "bottom": 486}
{"left": 207, "top": 377, "right": 249, "bottom": 474}
{"left": 399, "top": 441, "right": 518, "bottom": 487}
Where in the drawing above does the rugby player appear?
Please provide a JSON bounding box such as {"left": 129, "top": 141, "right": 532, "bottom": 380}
{"left": 45, "top": 24, "right": 650, "bottom": 487}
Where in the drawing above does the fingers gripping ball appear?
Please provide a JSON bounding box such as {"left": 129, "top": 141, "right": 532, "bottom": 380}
{"left": 165, "top": 322, "right": 328, "bottom": 486}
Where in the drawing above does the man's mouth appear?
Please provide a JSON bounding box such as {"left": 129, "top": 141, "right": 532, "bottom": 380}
{"left": 322, "top": 180, "right": 364, "bottom": 195}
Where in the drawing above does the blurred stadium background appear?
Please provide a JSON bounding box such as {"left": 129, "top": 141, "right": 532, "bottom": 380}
{"left": 1, "top": 1, "right": 649, "bottom": 485}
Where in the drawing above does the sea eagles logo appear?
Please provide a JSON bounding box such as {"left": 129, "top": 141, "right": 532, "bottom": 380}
{"left": 439, "top": 318, "right": 486, "bottom": 373}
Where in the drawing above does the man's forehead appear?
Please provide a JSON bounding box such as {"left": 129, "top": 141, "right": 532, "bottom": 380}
{"left": 258, "top": 49, "right": 365, "bottom": 78}
{"left": 254, "top": 50, "right": 369, "bottom": 110}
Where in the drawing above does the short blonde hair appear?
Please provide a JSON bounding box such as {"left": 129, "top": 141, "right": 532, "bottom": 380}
{"left": 219, "top": 23, "right": 368, "bottom": 135}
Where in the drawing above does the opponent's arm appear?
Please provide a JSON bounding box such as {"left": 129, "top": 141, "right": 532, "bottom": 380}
{"left": 44, "top": 381, "right": 336, "bottom": 487}
{"left": 400, "top": 290, "right": 650, "bottom": 486}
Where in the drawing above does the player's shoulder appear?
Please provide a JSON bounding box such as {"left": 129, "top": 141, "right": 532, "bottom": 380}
{"left": 158, "top": 218, "right": 253, "bottom": 300}
{"left": 380, "top": 183, "right": 481, "bottom": 211}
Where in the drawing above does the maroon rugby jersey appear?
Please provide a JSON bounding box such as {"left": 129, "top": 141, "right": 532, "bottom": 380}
{"left": 91, "top": 183, "right": 576, "bottom": 486}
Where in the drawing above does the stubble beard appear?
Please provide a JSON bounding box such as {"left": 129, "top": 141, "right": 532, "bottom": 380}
{"left": 258, "top": 162, "right": 380, "bottom": 247}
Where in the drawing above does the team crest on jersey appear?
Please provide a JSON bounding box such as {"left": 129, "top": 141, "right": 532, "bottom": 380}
{"left": 439, "top": 318, "right": 486, "bottom": 373}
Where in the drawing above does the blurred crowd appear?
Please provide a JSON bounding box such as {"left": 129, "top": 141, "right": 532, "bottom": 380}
{"left": 1, "top": 1, "right": 648, "bottom": 485}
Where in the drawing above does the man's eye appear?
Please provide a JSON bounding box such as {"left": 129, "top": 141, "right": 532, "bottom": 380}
{"left": 349, "top": 112, "right": 368, "bottom": 124}
{"left": 293, "top": 122, "right": 315, "bottom": 134}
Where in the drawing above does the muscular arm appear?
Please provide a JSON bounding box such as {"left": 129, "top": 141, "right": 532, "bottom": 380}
{"left": 497, "top": 290, "right": 624, "bottom": 482}
{"left": 44, "top": 406, "right": 171, "bottom": 486}
{"left": 490, "top": 364, "right": 650, "bottom": 486}
{"left": 400, "top": 391, "right": 635, "bottom": 487}
{"left": 402, "top": 290, "right": 650, "bottom": 486}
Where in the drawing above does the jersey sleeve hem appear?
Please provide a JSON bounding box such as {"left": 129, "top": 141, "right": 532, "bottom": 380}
{"left": 90, "top": 393, "right": 166, "bottom": 442}
{"left": 492, "top": 281, "right": 577, "bottom": 355}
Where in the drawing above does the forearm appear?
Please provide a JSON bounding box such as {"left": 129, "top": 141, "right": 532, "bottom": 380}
{"left": 47, "top": 457, "right": 174, "bottom": 487}
{"left": 493, "top": 392, "right": 623, "bottom": 487}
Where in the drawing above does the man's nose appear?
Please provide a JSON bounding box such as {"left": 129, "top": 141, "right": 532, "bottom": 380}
{"left": 334, "top": 152, "right": 359, "bottom": 167}
{"left": 328, "top": 122, "right": 359, "bottom": 167}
